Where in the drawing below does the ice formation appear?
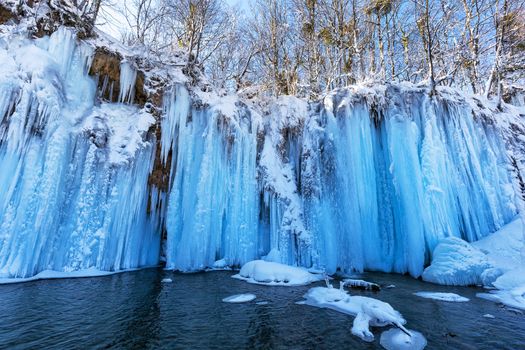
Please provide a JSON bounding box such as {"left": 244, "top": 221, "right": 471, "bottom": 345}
{"left": 0, "top": 14, "right": 522, "bottom": 282}
{"left": 233, "top": 260, "right": 324, "bottom": 286}
{"left": 413, "top": 292, "right": 469, "bottom": 302}
{"left": 300, "top": 285, "right": 410, "bottom": 342}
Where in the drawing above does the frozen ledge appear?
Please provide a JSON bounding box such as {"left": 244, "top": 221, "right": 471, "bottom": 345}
{"left": 0, "top": 266, "right": 159, "bottom": 284}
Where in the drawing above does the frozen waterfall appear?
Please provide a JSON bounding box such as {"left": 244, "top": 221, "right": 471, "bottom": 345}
{"left": 0, "top": 27, "right": 519, "bottom": 280}
{"left": 159, "top": 87, "right": 516, "bottom": 277}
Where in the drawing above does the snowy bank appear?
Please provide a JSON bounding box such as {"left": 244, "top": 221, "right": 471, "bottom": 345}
{"left": 232, "top": 260, "right": 324, "bottom": 286}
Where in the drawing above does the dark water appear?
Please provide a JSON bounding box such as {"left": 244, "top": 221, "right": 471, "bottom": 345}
{"left": 0, "top": 269, "right": 523, "bottom": 349}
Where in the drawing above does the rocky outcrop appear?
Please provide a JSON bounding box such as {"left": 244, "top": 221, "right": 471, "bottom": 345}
{"left": 89, "top": 47, "right": 123, "bottom": 102}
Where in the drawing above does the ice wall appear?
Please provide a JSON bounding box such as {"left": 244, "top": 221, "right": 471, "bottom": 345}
{"left": 161, "top": 87, "right": 517, "bottom": 277}
{"left": 0, "top": 28, "right": 160, "bottom": 278}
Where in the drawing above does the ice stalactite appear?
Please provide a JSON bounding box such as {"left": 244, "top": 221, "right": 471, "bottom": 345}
{"left": 0, "top": 27, "right": 160, "bottom": 278}
{"left": 119, "top": 60, "right": 137, "bottom": 104}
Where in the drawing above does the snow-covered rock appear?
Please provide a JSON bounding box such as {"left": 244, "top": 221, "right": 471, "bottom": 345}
{"left": 342, "top": 279, "right": 381, "bottom": 291}
{"left": 232, "top": 260, "right": 324, "bottom": 286}
{"left": 422, "top": 237, "right": 492, "bottom": 286}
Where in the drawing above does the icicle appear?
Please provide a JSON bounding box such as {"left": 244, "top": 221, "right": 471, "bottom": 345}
{"left": 118, "top": 60, "right": 137, "bottom": 104}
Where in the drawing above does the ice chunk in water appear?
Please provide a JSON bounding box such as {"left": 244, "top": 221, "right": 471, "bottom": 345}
{"left": 380, "top": 328, "right": 427, "bottom": 350}
{"left": 300, "top": 286, "right": 409, "bottom": 342}
{"left": 414, "top": 292, "right": 469, "bottom": 302}
{"left": 222, "top": 294, "right": 256, "bottom": 303}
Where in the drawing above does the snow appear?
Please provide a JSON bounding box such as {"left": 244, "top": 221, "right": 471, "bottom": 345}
{"left": 380, "top": 329, "right": 427, "bottom": 350}
{"left": 473, "top": 217, "right": 523, "bottom": 271}
{"left": 477, "top": 269, "right": 525, "bottom": 310}
{"left": 300, "top": 285, "right": 409, "bottom": 342}
{"left": 222, "top": 294, "right": 256, "bottom": 303}
{"left": 232, "top": 260, "right": 324, "bottom": 286}
{"left": 212, "top": 259, "right": 228, "bottom": 269}
{"left": 82, "top": 103, "right": 155, "bottom": 165}
{"left": 413, "top": 292, "right": 469, "bottom": 302}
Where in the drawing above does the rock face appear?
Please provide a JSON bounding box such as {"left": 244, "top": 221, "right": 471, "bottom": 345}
{"left": 89, "top": 47, "right": 124, "bottom": 102}
{"left": 0, "top": 3, "right": 15, "bottom": 24}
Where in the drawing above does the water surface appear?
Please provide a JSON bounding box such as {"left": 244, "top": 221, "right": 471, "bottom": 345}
{"left": 0, "top": 269, "right": 523, "bottom": 349}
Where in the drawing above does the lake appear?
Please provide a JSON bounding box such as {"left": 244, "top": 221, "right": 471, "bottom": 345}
{"left": 0, "top": 269, "right": 523, "bottom": 349}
